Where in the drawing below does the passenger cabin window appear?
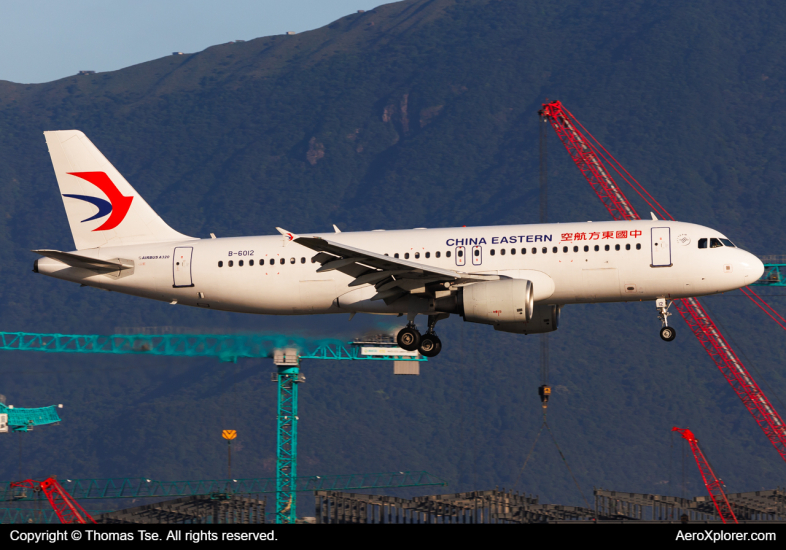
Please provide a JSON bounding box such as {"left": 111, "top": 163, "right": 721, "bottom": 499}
{"left": 584, "top": 245, "right": 589, "bottom": 252}
{"left": 446, "top": 251, "right": 451, "bottom": 258}
{"left": 405, "top": 253, "right": 410, "bottom": 259}
{"left": 625, "top": 244, "right": 631, "bottom": 250}
{"left": 710, "top": 238, "right": 723, "bottom": 248}
{"left": 511, "top": 248, "right": 516, "bottom": 255}
{"left": 435, "top": 251, "right": 441, "bottom": 258}
{"left": 280, "top": 258, "right": 285, "bottom": 265}
{"left": 532, "top": 248, "right": 537, "bottom": 254}
{"left": 250, "top": 259, "right": 254, "bottom": 266}
{"left": 457, "top": 250, "right": 463, "bottom": 257}
{"left": 563, "top": 246, "right": 568, "bottom": 253}
{"left": 425, "top": 252, "right": 430, "bottom": 259}
{"left": 229, "top": 260, "right": 234, "bottom": 267}
{"left": 552, "top": 247, "right": 557, "bottom": 253}
{"left": 218, "top": 261, "right": 223, "bottom": 267}
{"left": 594, "top": 245, "right": 599, "bottom": 252}
{"left": 636, "top": 244, "right": 641, "bottom": 250}
{"left": 500, "top": 249, "right": 505, "bottom": 255}
{"left": 290, "top": 258, "right": 295, "bottom": 264}
{"left": 522, "top": 248, "right": 527, "bottom": 254}
{"left": 270, "top": 259, "right": 275, "bottom": 265}
{"left": 301, "top": 257, "right": 306, "bottom": 264}
{"left": 415, "top": 252, "right": 420, "bottom": 259}
{"left": 474, "top": 249, "right": 480, "bottom": 257}
{"left": 490, "top": 249, "right": 496, "bottom": 256}
{"left": 239, "top": 260, "right": 244, "bottom": 266}
{"left": 542, "top": 247, "right": 547, "bottom": 254}
{"left": 615, "top": 244, "right": 620, "bottom": 251}
{"left": 394, "top": 253, "right": 399, "bottom": 258}
{"left": 573, "top": 246, "right": 578, "bottom": 252}
{"left": 698, "top": 238, "right": 708, "bottom": 249}
{"left": 604, "top": 244, "right": 610, "bottom": 251}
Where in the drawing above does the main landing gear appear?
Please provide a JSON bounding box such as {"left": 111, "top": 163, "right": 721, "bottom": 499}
{"left": 656, "top": 298, "right": 676, "bottom": 342}
{"left": 397, "top": 314, "right": 447, "bottom": 357}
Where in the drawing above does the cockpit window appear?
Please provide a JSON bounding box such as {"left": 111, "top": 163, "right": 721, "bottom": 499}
{"left": 710, "top": 238, "right": 723, "bottom": 248}
{"left": 698, "top": 238, "right": 707, "bottom": 249}
{"left": 720, "top": 238, "right": 735, "bottom": 248}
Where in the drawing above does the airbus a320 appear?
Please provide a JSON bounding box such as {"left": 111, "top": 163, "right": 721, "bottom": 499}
{"left": 33, "top": 131, "right": 765, "bottom": 356}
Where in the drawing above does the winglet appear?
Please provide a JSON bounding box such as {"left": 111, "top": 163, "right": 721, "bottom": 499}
{"left": 333, "top": 224, "right": 342, "bottom": 233}
{"left": 275, "top": 227, "right": 299, "bottom": 242}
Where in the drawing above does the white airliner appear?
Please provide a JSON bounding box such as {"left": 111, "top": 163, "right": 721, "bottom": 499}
{"left": 33, "top": 131, "right": 764, "bottom": 356}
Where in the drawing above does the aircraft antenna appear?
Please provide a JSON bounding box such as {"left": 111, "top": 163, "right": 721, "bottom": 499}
{"left": 539, "top": 100, "right": 786, "bottom": 463}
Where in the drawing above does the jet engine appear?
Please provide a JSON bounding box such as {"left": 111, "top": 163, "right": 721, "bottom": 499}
{"left": 494, "top": 304, "right": 561, "bottom": 335}
{"left": 436, "top": 279, "right": 534, "bottom": 324}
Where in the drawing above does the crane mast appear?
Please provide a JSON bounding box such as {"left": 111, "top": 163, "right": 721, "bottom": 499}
{"left": 539, "top": 100, "right": 786, "bottom": 463}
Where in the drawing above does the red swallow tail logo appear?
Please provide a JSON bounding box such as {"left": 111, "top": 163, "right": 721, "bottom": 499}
{"left": 64, "top": 172, "right": 133, "bottom": 231}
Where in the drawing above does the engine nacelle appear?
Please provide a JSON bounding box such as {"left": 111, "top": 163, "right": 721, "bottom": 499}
{"left": 494, "top": 304, "right": 561, "bottom": 335}
{"left": 446, "top": 279, "right": 534, "bottom": 325}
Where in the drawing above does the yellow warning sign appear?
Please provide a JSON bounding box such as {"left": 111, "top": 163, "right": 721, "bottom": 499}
{"left": 222, "top": 430, "right": 237, "bottom": 440}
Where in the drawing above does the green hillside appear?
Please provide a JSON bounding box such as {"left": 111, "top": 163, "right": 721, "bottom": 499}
{"left": 1, "top": 0, "right": 785, "bottom": 510}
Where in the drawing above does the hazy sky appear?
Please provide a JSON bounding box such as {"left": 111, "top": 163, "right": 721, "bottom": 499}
{"left": 1, "top": 0, "right": 389, "bottom": 84}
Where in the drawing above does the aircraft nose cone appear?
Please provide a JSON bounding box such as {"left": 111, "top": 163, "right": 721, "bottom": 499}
{"left": 744, "top": 254, "right": 765, "bottom": 282}
{"left": 755, "top": 256, "right": 765, "bottom": 280}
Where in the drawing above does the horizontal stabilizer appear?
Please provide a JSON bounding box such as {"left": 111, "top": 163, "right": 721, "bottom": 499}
{"left": 32, "top": 249, "right": 133, "bottom": 272}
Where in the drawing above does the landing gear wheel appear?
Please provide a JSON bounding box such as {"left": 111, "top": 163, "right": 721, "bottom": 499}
{"left": 397, "top": 327, "right": 421, "bottom": 351}
{"left": 418, "top": 334, "right": 442, "bottom": 357}
{"left": 660, "top": 326, "right": 676, "bottom": 342}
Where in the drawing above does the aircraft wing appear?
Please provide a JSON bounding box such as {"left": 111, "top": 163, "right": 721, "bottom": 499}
{"left": 281, "top": 229, "right": 499, "bottom": 301}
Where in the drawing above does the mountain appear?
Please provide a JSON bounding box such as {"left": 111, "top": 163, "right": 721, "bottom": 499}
{"left": 1, "top": 0, "right": 786, "bottom": 512}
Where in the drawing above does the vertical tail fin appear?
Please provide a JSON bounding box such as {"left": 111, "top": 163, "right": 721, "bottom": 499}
{"left": 43, "top": 130, "right": 194, "bottom": 250}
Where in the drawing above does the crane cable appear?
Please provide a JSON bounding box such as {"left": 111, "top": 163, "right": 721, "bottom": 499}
{"left": 514, "top": 410, "right": 591, "bottom": 511}
{"left": 538, "top": 113, "right": 552, "bottom": 410}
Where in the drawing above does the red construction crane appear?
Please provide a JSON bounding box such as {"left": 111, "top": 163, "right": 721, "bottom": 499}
{"left": 10, "top": 478, "right": 96, "bottom": 524}
{"left": 672, "top": 427, "right": 738, "bottom": 523}
{"left": 539, "top": 100, "right": 786, "bottom": 462}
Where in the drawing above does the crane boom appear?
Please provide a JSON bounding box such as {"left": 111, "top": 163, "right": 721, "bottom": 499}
{"left": 539, "top": 102, "right": 638, "bottom": 220}
{"left": 672, "top": 427, "right": 738, "bottom": 523}
{"left": 540, "top": 100, "right": 786, "bottom": 462}
{"left": 10, "top": 478, "right": 95, "bottom": 524}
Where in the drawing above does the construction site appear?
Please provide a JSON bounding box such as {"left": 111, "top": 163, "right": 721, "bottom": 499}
{"left": 2, "top": 101, "right": 786, "bottom": 525}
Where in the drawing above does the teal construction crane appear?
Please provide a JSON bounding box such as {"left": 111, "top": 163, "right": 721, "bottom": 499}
{"left": 754, "top": 256, "right": 786, "bottom": 287}
{"left": 0, "top": 330, "right": 425, "bottom": 523}
{"left": 0, "top": 471, "right": 445, "bottom": 502}
{"left": 0, "top": 398, "right": 62, "bottom": 433}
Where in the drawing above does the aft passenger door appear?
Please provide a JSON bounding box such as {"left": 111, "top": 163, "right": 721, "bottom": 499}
{"left": 651, "top": 228, "right": 672, "bottom": 267}
{"left": 173, "top": 247, "right": 194, "bottom": 287}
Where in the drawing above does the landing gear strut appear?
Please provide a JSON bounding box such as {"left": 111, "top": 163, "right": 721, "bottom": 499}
{"left": 657, "top": 298, "right": 676, "bottom": 342}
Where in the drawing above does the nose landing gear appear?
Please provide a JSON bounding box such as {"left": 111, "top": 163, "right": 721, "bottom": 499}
{"left": 657, "top": 298, "right": 676, "bottom": 341}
